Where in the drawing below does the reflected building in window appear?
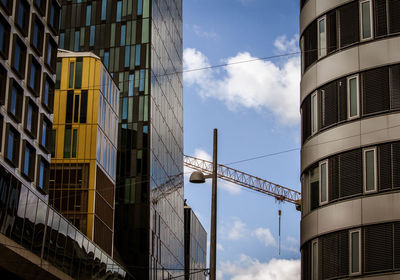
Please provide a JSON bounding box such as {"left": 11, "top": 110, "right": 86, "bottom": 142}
{"left": 59, "top": 0, "right": 183, "bottom": 278}
{"left": 300, "top": 0, "right": 400, "bottom": 278}
{"left": 50, "top": 50, "right": 119, "bottom": 256}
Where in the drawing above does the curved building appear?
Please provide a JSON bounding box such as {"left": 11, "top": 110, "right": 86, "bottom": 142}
{"left": 300, "top": 0, "right": 400, "bottom": 278}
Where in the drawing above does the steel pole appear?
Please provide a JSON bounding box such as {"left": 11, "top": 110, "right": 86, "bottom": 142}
{"left": 210, "top": 128, "right": 218, "bottom": 280}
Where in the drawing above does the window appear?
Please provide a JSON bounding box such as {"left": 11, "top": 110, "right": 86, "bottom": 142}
{"left": 80, "top": 90, "right": 88, "bottom": 123}
{"left": 28, "top": 55, "right": 41, "bottom": 96}
{"left": 42, "top": 73, "right": 54, "bottom": 112}
{"left": 0, "top": 64, "right": 6, "bottom": 105}
{"left": 22, "top": 141, "right": 35, "bottom": 181}
{"left": 5, "top": 124, "right": 20, "bottom": 167}
{"left": 12, "top": 35, "right": 27, "bottom": 79}
{"left": 364, "top": 147, "right": 377, "bottom": 193}
{"left": 347, "top": 75, "right": 359, "bottom": 119}
{"left": 15, "top": 0, "right": 30, "bottom": 36}
{"left": 74, "top": 30, "right": 80, "bottom": 51}
{"left": 310, "top": 166, "right": 319, "bottom": 210}
{"left": 339, "top": 2, "right": 359, "bottom": 48}
{"left": 0, "top": 115, "right": 3, "bottom": 150}
{"left": 66, "top": 90, "right": 74, "bottom": 123}
{"left": 8, "top": 79, "right": 23, "bottom": 122}
{"left": 33, "top": 0, "right": 46, "bottom": 16}
{"left": 55, "top": 60, "right": 61, "bottom": 89}
{"left": 86, "top": 5, "right": 91, "bottom": 26}
{"left": 45, "top": 34, "right": 57, "bottom": 73}
{"left": 72, "top": 129, "right": 77, "bottom": 158}
{"left": 37, "top": 156, "right": 49, "bottom": 192}
{"left": 40, "top": 115, "right": 51, "bottom": 151}
{"left": 318, "top": 16, "right": 326, "bottom": 58}
{"left": 64, "top": 125, "right": 71, "bottom": 158}
{"left": 48, "top": 0, "right": 60, "bottom": 34}
{"left": 69, "top": 61, "right": 75, "bottom": 88}
{"left": 0, "top": 0, "right": 13, "bottom": 15}
{"left": 24, "top": 97, "right": 38, "bottom": 138}
{"left": 349, "top": 229, "right": 361, "bottom": 275}
{"left": 135, "top": 44, "right": 141, "bottom": 66}
{"left": 30, "top": 14, "right": 44, "bottom": 55}
{"left": 90, "top": 26, "right": 95, "bottom": 47}
{"left": 125, "top": 46, "right": 130, "bottom": 68}
{"left": 116, "top": 1, "right": 122, "bottom": 22}
{"left": 138, "top": 0, "right": 143, "bottom": 15}
{"left": 312, "top": 239, "right": 318, "bottom": 280}
{"left": 360, "top": 0, "right": 373, "bottom": 40}
{"left": 0, "top": 14, "right": 10, "bottom": 59}
{"left": 74, "top": 95, "right": 79, "bottom": 123}
{"left": 104, "top": 51, "right": 109, "bottom": 69}
{"left": 75, "top": 58, "right": 82, "bottom": 89}
{"left": 101, "top": 0, "right": 107, "bottom": 21}
{"left": 319, "top": 160, "right": 328, "bottom": 205}
{"left": 311, "top": 91, "right": 318, "bottom": 134}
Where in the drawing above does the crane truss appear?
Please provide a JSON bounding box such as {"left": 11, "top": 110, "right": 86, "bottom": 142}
{"left": 184, "top": 155, "right": 301, "bottom": 206}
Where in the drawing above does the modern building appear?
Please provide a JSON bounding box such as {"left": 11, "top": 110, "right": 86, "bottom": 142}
{"left": 49, "top": 50, "right": 119, "bottom": 256}
{"left": 0, "top": 1, "right": 129, "bottom": 279}
{"left": 58, "top": 0, "right": 184, "bottom": 278}
{"left": 184, "top": 204, "right": 207, "bottom": 280}
{"left": 300, "top": 0, "right": 400, "bottom": 278}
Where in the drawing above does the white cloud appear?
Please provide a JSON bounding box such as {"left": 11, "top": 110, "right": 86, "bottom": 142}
{"left": 286, "top": 236, "right": 299, "bottom": 245}
{"left": 194, "top": 149, "right": 212, "bottom": 161}
{"left": 219, "top": 255, "right": 300, "bottom": 280}
{"left": 192, "top": 24, "right": 218, "bottom": 39}
{"left": 221, "top": 218, "right": 248, "bottom": 241}
{"left": 219, "top": 180, "right": 241, "bottom": 194}
{"left": 253, "top": 228, "right": 277, "bottom": 247}
{"left": 218, "top": 243, "right": 224, "bottom": 251}
{"left": 183, "top": 34, "right": 301, "bottom": 126}
{"left": 274, "top": 35, "right": 300, "bottom": 54}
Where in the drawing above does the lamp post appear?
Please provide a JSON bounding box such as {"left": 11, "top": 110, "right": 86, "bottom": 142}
{"left": 189, "top": 128, "right": 218, "bottom": 280}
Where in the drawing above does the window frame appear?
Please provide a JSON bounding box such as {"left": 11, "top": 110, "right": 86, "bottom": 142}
{"left": 45, "top": 34, "right": 57, "bottom": 73}
{"left": 360, "top": 0, "right": 374, "bottom": 41}
{"left": 311, "top": 91, "right": 318, "bottom": 135}
{"left": 347, "top": 74, "right": 360, "bottom": 120}
{"left": 33, "top": 0, "right": 46, "bottom": 16}
{"left": 0, "top": 13, "right": 11, "bottom": 60}
{"left": 363, "top": 147, "right": 377, "bottom": 193}
{"left": 39, "top": 114, "right": 51, "bottom": 152}
{"left": 0, "top": 0, "right": 13, "bottom": 15}
{"left": 47, "top": 0, "right": 60, "bottom": 35}
{"left": 317, "top": 16, "right": 327, "bottom": 58}
{"left": 0, "top": 63, "right": 7, "bottom": 105}
{"left": 21, "top": 140, "right": 36, "bottom": 181}
{"left": 15, "top": 0, "right": 30, "bottom": 37}
{"left": 319, "top": 160, "right": 328, "bottom": 205}
{"left": 5, "top": 123, "right": 20, "bottom": 168}
{"left": 349, "top": 228, "right": 361, "bottom": 276}
{"left": 8, "top": 78, "right": 24, "bottom": 123}
{"left": 36, "top": 155, "right": 49, "bottom": 193}
{"left": 11, "top": 35, "right": 27, "bottom": 79}
{"left": 24, "top": 97, "right": 39, "bottom": 139}
{"left": 312, "top": 239, "right": 318, "bottom": 280}
{"left": 30, "top": 13, "right": 44, "bottom": 56}
{"left": 27, "top": 54, "right": 42, "bottom": 96}
{"left": 42, "top": 73, "right": 54, "bottom": 113}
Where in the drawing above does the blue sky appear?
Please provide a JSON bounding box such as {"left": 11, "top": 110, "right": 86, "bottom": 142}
{"left": 182, "top": 0, "right": 302, "bottom": 279}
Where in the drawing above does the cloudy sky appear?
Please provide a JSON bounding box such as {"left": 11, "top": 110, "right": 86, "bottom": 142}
{"left": 183, "top": 0, "right": 301, "bottom": 279}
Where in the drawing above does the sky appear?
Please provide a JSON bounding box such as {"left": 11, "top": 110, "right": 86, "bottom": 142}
{"left": 182, "top": 0, "right": 302, "bottom": 279}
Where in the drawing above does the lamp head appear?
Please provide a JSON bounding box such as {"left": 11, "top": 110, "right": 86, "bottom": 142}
{"left": 189, "top": 171, "right": 206, "bottom": 184}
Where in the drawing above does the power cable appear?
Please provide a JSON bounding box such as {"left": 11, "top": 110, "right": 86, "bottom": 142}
{"left": 223, "top": 147, "right": 300, "bottom": 165}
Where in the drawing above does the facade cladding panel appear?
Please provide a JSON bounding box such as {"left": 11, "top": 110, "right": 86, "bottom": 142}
{"left": 300, "top": 0, "right": 400, "bottom": 279}
{"left": 184, "top": 206, "right": 207, "bottom": 280}
{"left": 58, "top": 0, "right": 183, "bottom": 278}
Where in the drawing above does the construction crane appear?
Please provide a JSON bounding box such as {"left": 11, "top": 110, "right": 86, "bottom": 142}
{"left": 184, "top": 155, "right": 302, "bottom": 209}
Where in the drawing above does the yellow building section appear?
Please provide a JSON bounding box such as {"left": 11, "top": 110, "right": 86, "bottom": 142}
{"left": 49, "top": 51, "right": 119, "bottom": 256}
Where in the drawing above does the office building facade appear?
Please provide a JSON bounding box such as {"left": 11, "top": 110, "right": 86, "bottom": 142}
{"left": 184, "top": 205, "right": 207, "bottom": 280}
{"left": 300, "top": 0, "right": 400, "bottom": 278}
{"left": 58, "top": 0, "right": 184, "bottom": 278}
{"left": 50, "top": 50, "right": 119, "bottom": 256}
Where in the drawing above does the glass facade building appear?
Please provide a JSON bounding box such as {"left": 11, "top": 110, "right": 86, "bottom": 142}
{"left": 50, "top": 50, "right": 119, "bottom": 256}
{"left": 300, "top": 0, "right": 400, "bottom": 278}
{"left": 59, "top": 0, "right": 183, "bottom": 278}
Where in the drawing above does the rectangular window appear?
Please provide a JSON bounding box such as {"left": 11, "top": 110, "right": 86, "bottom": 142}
{"left": 8, "top": 79, "right": 23, "bottom": 122}
{"left": 137, "top": 0, "right": 143, "bottom": 15}
{"left": 42, "top": 74, "right": 54, "bottom": 112}
{"left": 5, "top": 125, "right": 20, "bottom": 167}
{"left": 48, "top": 0, "right": 60, "bottom": 33}
{"left": 318, "top": 16, "right": 326, "bottom": 58}
{"left": 347, "top": 75, "right": 359, "bottom": 119}
{"left": 300, "top": 36, "right": 305, "bottom": 74}
{"left": 74, "top": 30, "right": 80, "bottom": 52}
{"left": 55, "top": 61, "right": 61, "bottom": 89}
{"left": 23, "top": 141, "right": 35, "bottom": 180}
{"left": 311, "top": 91, "right": 318, "bottom": 134}
{"left": 364, "top": 147, "right": 377, "bottom": 193}
{"left": 86, "top": 5, "right": 91, "bottom": 26}
{"left": 74, "top": 94, "right": 80, "bottom": 123}
{"left": 125, "top": 46, "right": 130, "bottom": 68}
{"left": 310, "top": 166, "right": 319, "bottom": 210}
{"left": 116, "top": 1, "right": 122, "bottom": 22}
{"left": 40, "top": 116, "right": 50, "bottom": 150}
{"left": 350, "top": 229, "right": 361, "bottom": 275}
{"left": 75, "top": 59, "right": 82, "bottom": 88}
{"left": 135, "top": 44, "right": 141, "bottom": 66}
{"left": 104, "top": 51, "right": 109, "bottom": 68}
{"left": 66, "top": 90, "right": 74, "bottom": 123}
{"left": 0, "top": 15, "right": 10, "bottom": 59}
{"left": 101, "top": 0, "right": 107, "bottom": 20}
{"left": 80, "top": 90, "right": 88, "bottom": 123}
{"left": 0, "top": 64, "right": 5, "bottom": 105}
{"left": 129, "top": 74, "right": 134, "bottom": 96}
{"left": 72, "top": 129, "right": 77, "bottom": 158}
{"left": 37, "top": 156, "right": 49, "bottom": 192}
{"left": 51, "top": 129, "right": 56, "bottom": 157}
{"left": 46, "top": 35, "right": 57, "bottom": 72}
{"left": 24, "top": 98, "right": 38, "bottom": 138}
{"left": 64, "top": 125, "right": 71, "bottom": 158}
{"left": 121, "top": 24, "right": 126, "bottom": 46}
{"left": 319, "top": 160, "right": 328, "bottom": 205}
{"left": 16, "top": 0, "right": 29, "bottom": 35}
{"left": 312, "top": 240, "right": 318, "bottom": 280}
{"left": 30, "top": 14, "right": 44, "bottom": 54}
{"left": 360, "top": 0, "right": 373, "bottom": 40}
{"left": 12, "top": 36, "right": 27, "bottom": 79}
{"left": 28, "top": 56, "right": 41, "bottom": 95}
{"left": 69, "top": 61, "right": 75, "bottom": 88}
{"left": 90, "top": 25, "right": 95, "bottom": 47}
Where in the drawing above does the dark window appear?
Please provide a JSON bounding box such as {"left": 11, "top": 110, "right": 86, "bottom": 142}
{"left": 45, "top": 34, "right": 57, "bottom": 73}
{"left": 0, "top": 14, "right": 10, "bottom": 59}
{"left": 55, "top": 60, "right": 61, "bottom": 89}
{"left": 375, "top": 0, "right": 388, "bottom": 37}
{"left": 75, "top": 58, "right": 82, "bottom": 88}
{"left": 37, "top": 156, "right": 49, "bottom": 192}
{"left": 339, "top": 149, "right": 363, "bottom": 197}
{"left": 339, "top": 2, "right": 359, "bottom": 48}
{"left": 319, "top": 81, "right": 338, "bottom": 129}
{"left": 80, "top": 90, "right": 88, "bottom": 123}
{"left": 39, "top": 114, "right": 51, "bottom": 151}
{"left": 47, "top": 0, "right": 60, "bottom": 34}
{"left": 0, "top": 64, "right": 6, "bottom": 105}
{"left": 320, "top": 230, "right": 348, "bottom": 279}
{"left": 69, "top": 62, "right": 74, "bottom": 88}
{"left": 72, "top": 129, "right": 77, "bottom": 158}
{"left": 30, "top": 14, "right": 44, "bottom": 55}
{"left": 50, "top": 129, "right": 56, "bottom": 157}
{"left": 33, "top": 0, "right": 46, "bottom": 16}
{"left": 28, "top": 55, "right": 42, "bottom": 96}
{"left": 0, "top": 114, "right": 3, "bottom": 152}
{"left": 379, "top": 143, "right": 392, "bottom": 191}
{"left": 303, "top": 21, "right": 317, "bottom": 70}
{"left": 362, "top": 67, "right": 390, "bottom": 115}
{"left": 74, "top": 94, "right": 79, "bottom": 123}
{"left": 338, "top": 78, "right": 348, "bottom": 121}
{"left": 66, "top": 90, "right": 74, "bottom": 123}
{"left": 301, "top": 96, "right": 311, "bottom": 144}
{"left": 389, "top": 0, "right": 400, "bottom": 34}
{"left": 22, "top": 141, "right": 35, "bottom": 181}
{"left": 0, "top": 0, "right": 13, "bottom": 15}
{"left": 15, "top": 0, "right": 30, "bottom": 36}
{"left": 64, "top": 125, "right": 71, "bottom": 158}
{"left": 329, "top": 155, "right": 339, "bottom": 201}
{"left": 5, "top": 124, "right": 20, "bottom": 167}
{"left": 327, "top": 10, "right": 337, "bottom": 54}
{"left": 8, "top": 79, "right": 23, "bottom": 123}
{"left": 11, "top": 35, "right": 27, "bottom": 79}
{"left": 42, "top": 73, "right": 54, "bottom": 113}
{"left": 364, "top": 223, "right": 393, "bottom": 273}
{"left": 24, "top": 97, "right": 39, "bottom": 139}
{"left": 86, "top": 4, "right": 91, "bottom": 26}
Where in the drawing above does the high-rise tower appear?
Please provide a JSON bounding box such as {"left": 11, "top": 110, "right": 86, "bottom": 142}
{"left": 59, "top": 1, "right": 183, "bottom": 278}
{"left": 300, "top": 0, "right": 400, "bottom": 278}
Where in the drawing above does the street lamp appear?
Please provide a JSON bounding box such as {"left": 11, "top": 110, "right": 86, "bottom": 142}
{"left": 189, "top": 128, "right": 218, "bottom": 280}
